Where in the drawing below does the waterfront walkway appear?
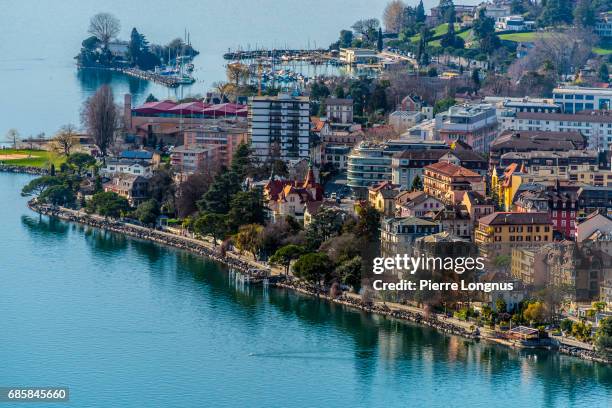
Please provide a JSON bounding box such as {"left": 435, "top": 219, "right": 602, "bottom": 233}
{"left": 28, "top": 202, "right": 610, "bottom": 364}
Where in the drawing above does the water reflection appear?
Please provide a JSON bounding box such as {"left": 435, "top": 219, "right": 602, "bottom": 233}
{"left": 21, "top": 214, "right": 68, "bottom": 238}
{"left": 19, "top": 214, "right": 612, "bottom": 405}
{"left": 76, "top": 68, "right": 151, "bottom": 97}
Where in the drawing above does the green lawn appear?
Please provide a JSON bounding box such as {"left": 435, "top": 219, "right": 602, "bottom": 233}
{"left": 409, "top": 23, "right": 461, "bottom": 43}
{"left": 458, "top": 29, "right": 471, "bottom": 40}
{"left": 0, "top": 149, "right": 66, "bottom": 168}
{"left": 593, "top": 46, "right": 612, "bottom": 55}
{"left": 497, "top": 32, "right": 547, "bottom": 42}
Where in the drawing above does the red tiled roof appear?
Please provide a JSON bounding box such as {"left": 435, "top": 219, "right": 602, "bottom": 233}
{"left": 425, "top": 162, "right": 481, "bottom": 178}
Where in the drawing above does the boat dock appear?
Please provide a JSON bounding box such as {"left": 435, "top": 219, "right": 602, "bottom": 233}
{"left": 223, "top": 48, "right": 331, "bottom": 62}
{"left": 120, "top": 68, "right": 195, "bottom": 87}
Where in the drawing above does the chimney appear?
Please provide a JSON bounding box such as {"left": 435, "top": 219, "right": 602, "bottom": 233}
{"left": 124, "top": 94, "right": 133, "bottom": 131}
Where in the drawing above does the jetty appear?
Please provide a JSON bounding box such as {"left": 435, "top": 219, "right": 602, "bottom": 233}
{"left": 120, "top": 68, "right": 195, "bottom": 87}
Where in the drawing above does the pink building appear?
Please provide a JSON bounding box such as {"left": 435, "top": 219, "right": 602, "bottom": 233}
{"left": 170, "top": 145, "right": 221, "bottom": 173}
{"left": 183, "top": 124, "right": 248, "bottom": 167}
{"left": 395, "top": 191, "right": 444, "bottom": 218}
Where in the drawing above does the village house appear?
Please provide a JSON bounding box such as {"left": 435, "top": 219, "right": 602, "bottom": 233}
{"left": 380, "top": 216, "right": 441, "bottom": 261}
{"left": 423, "top": 162, "right": 485, "bottom": 205}
{"left": 103, "top": 174, "right": 150, "bottom": 206}
{"left": 391, "top": 149, "right": 448, "bottom": 190}
{"left": 461, "top": 191, "right": 495, "bottom": 222}
{"left": 430, "top": 205, "right": 473, "bottom": 240}
{"left": 437, "top": 147, "right": 488, "bottom": 176}
{"left": 368, "top": 181, "right": 402, "bottom": 217}
{"left": 576, "top": 211, "right": 612, "bottom": 242}
{"left": 303, "top": 201, "right": 347, "bottom": 227}
{"left": 395, "top": 191, "right": 444, "bottom": 218}
{"left": 475, "top": 212, "right": 553, "bottom": 257}
{"left": 101, "top": 159, "right": 153, "bottom": 178}
{"left": 324, "top": 98, "right": 353, "bottom": 124}
{"left": 264, "top": 166, "right": 323, "bottom": 222}
{"left": 514, "top": 183, "right": 580, "bottom": 239}
{"left": 399, "top": 95, "right": 423, "bottom": 112}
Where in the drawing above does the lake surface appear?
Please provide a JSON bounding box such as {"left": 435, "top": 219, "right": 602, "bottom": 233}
{"left": 0, "top": 0, "right": 485, "bottom": 137}
{"left": 1, "top": 173, "right": 612, "bottom": 407}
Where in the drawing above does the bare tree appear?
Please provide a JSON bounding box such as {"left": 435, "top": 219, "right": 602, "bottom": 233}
{"left": 88, "top": 13, "right": 120, "bottom": 48}
{"left": 5, "top": 129, "right": 20, "bottom": 149}
{"left": 352, "top": 19, "right": 380, "bottom": 44}
{"left": 81, "top": 85, "right": 120, "bottom": 161}
{"left": 226, "top": 63, "right": 250, "bottom": 87}
{"left": 481, "top": 74, "right": 514, "bottom": 97}
{"left": 383, "top": 0, "right": 406, "bottom": 33}
{"left": 508, "top": 29, "right": 596, "bottom": 83}
{"left": 51, "top": 124, "right": 78, "bottom": 156}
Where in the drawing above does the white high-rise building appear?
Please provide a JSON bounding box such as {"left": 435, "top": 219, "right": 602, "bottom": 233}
{"left": 248, "top": 94, "right": 310, "bottom": 162}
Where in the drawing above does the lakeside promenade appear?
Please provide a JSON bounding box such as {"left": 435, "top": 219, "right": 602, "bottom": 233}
{"left": 26, "top": 200, "right": 611, "bottom": 365}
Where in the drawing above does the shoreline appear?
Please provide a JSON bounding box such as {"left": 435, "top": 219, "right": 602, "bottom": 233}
{"left": 27, "top": 201, "right": 611, "bottom": 365}
{"left": 0, "top": 164, "right": 48, "bottom": 175}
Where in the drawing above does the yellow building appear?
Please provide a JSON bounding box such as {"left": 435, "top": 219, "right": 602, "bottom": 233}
{"left": 475, "top": 212, "right": 553, "bottom": 256}
{"left": 368, "top": 181, "right": 401, "bottom": 217}
{"left": 491, "top": 163, "right": 523, "bottom": 211}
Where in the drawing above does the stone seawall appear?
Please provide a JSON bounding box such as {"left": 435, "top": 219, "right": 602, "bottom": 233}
{"left": 27, "top": 202, "right": 611, "bottom": 364}
{"left": 28, "top": 202, "right": 260, "bottom": 276}
{"left": 0, "top": 165, "right": 47, "bottom": 175}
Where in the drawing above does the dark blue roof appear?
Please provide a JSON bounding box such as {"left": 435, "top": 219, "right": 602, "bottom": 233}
{"left": 120, "top": 151, "right": 153, "bottom": 160}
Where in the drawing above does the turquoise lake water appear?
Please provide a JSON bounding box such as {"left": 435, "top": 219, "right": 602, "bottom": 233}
{"left": 1, "top": 173, "right": 611, "bottom": 406}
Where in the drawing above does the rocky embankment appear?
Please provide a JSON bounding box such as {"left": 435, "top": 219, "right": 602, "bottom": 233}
{"left": 277, "top": 280, "right": 480, "bottom": 340}
{"left": 28, "top": 202, "right": 611, "bottom": 364}
{"left": 559, "top": 345, "right": 611, "bottom": 364}
{"left": 0, "top": 164, "right": 47, "bottom": 175}
{"left": 28, "top": 202, "right": 261, "bottom": 276}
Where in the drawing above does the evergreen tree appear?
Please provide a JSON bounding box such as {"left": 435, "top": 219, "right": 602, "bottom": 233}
{"left": 510, "top": 0, "right": 525, "bottom": 14}
{"left": 368, "top": 83, "right": 388, "bottom": 113}
{"left": 574, "top": 0, "right": 596, "bottom": 28}
{"left": 415, "top": 0, "right": 426, "bottom": 23}
{"left": 411, "top": 174, "right": 423, "bottom": 191}
{"left": 197, "top": 170, "right": 242, "bottom": 214}
{"left": 334, "top": 86, "right": 345, "bottom": 98}
{"left": 230, "top": 143, "right": 252, "bottom": 179}
{"left": 539, "top": 0, "right": 573, "bottom": 27}
{"left": 128, "top": 28, "right": 143, "bottom": 66}
{"left": 437, "top": 0, "right": 455, "bottom": 22}
{"left": 472, "top": 68, "right": 481, "bottom": 90}
{"left": 194, "top": 212, "right": 227, "bottom": 246}
{"left": 473, "top": 9, "right": 500, "bottom": 54}
{"left": 226, "top": 190, "right": 265, "bottom": 232}
{"left": 599, "top": 64, "right": 610, "bottom": 83}
{"left": 440, "top": 5, "right": 457, "bottom": 48}
{"left": 339, "top": 29, "right": 353, "bottom": 48}
{"left": 377, "top": 28, "right": 383, "bottom": 52}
